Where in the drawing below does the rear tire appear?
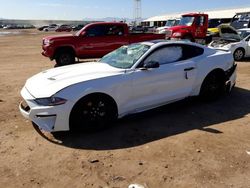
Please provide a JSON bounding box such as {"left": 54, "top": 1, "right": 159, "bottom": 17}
{"left": 69, "top": 94, "right": 117, "bottom": 132}
{"left": 199, "top": 71, "right": 225, "bottom": 101}
{"left": 233, "top": 48, "right": 245, "bottom": 61}
{"left": 55, "top": 50, "right": 75, "bottom": 66}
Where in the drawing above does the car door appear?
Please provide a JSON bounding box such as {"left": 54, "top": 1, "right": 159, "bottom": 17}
{"left": 77, "top": 25, "right": 127, "bottom": 58}
{"left": 194, "top": 15, "right": 207, "bottom": 38}
{"left": 126, "top": 45, "right": 198, "bottom": 112}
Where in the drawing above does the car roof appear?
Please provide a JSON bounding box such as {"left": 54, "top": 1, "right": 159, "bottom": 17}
{"left": 141, "top": 40, "right": 205, "bottom": 49}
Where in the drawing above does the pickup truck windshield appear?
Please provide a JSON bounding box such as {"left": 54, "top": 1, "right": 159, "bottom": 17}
{"left": 100, "top": 44, "right": 150, "bottom": 69}
{"left": 179, "top": 16, "right": 194, "bottom": 26}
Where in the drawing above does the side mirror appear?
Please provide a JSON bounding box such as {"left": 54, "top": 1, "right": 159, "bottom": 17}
{"left": 80, "top": 31, "right": 86, "bottom": 37}
{"left": 142, "top": 60, "right": 160, "bottom": 69}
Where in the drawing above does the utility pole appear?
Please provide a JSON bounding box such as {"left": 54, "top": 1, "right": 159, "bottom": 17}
{"left": 133, "top": 0, "right": 142, "bottom": 26}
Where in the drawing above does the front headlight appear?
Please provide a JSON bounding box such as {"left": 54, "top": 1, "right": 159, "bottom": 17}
{"left": 223, "top": 44, "right": 233, "bottom": 49}
{"left": 173, "top": 32, "right": 182, "bottom": 37}
{"left": 35, "top": 97, "right": 67, "bottom": 106}
{"left": 43, "top": 39, "right": 53, "bottom": 45}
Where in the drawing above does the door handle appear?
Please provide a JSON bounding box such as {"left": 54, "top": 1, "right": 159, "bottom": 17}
{"left": 184, "top": 67, "right": 195, "bottom": 71}
{"left": 184, "top": 67, "right": 195, "bottom": 80}
{"left": 82, "top": 46, "right": 94, "bottom": 49}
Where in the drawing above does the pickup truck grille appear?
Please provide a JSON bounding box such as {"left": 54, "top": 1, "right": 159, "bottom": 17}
{"left": 165, "top": 30, "right": 172, "bottom": 38}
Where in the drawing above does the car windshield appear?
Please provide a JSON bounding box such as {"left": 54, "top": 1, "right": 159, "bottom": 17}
{"left": 179, "top": 16, "right": 194, "bottom": 26}
{"left": 238, "top": 30, "right": 250, "bottom": 39}
{"left": 100, "top": 44, "right": 150, "bottom": 69}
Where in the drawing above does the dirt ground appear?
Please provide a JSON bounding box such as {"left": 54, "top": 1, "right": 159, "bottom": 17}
{"left": 0, "top": 29, "right": 250, "bottom": 188}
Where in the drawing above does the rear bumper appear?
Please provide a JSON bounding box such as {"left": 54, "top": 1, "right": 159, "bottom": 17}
{"left": 225, "top": 63, "right": 237, "bottom": 91}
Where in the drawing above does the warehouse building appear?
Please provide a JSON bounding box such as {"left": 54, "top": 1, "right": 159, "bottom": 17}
{"left": 142, "top": 7, "right": 250, "bottom": 27}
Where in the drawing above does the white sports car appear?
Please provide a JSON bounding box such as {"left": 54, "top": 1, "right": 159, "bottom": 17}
{"left": 19, "top": 40, "right": 237, "bottom": 132}
{"left": 209, "top": 26, "right": 250, "bottom": 61}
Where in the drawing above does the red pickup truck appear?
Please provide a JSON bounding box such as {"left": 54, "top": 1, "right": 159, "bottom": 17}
{"left": 42, "top": 22, "right": 166, "bottom": 66}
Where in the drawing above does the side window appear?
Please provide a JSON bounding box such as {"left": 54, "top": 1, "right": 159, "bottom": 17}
{"left": 197, "top": 16, "right": 205, "bottom": 26}
{"left": 86, "top": 25, "right": 106, "bottom": 37}
{"left": 181, "top": 45, "right": 204, "bottom": 59}
{"left": 144, "top": 46, "right": 183, "bottom": 65}
{"left": 246, "top": 35, "right": 250, "bottom": 41}
{"left": 201, "top": 16, "right": 205, "bottom": 26}
{"left": 106, "top": 25, "right": 124, "bottom": 36}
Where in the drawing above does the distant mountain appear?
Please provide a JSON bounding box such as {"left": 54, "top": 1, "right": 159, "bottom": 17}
{"left": 82, "top": 17, "right": 144, "bottom": 23}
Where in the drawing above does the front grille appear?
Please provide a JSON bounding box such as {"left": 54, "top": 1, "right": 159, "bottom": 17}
{"left": 21, "top": 101, "right": 30, "bottom": 112}
{"left": 165, "top": 30, "right": 172, "bottom": 37}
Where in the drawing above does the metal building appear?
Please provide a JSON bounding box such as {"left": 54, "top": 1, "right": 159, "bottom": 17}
{"left": 142, "top": 7, "right": 250, "bottom": 27}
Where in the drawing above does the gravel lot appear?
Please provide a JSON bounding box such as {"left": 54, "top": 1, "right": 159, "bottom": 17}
{"left": 0, "top": 29, "right": 250, "bottom": 188}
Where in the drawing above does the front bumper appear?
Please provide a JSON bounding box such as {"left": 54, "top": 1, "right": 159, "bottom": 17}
{"left": 19, "top": 87, "right": 72, "bottom": 132}
{"left": 42, "top": 45, "right": 55, "bottom": 59}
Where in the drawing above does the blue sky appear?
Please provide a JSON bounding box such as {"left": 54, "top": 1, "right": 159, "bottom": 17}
{"left": 0, "top": 0, "right": 250, "bottom": 20}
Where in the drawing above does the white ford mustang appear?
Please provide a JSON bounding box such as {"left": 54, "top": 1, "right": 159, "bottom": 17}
{"left": 20, "top": 40, "right": 237, "bottom": 132}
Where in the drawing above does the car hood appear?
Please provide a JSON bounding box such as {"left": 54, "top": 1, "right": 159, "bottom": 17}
{"left": 168, "top": 25, "right": 191, "bottom": 32}
{"left": 25, "top": 62, "right": 125, "bottom": 98}
{"left": 156, "top": 26, "right": 169, "bottom": 31}
{"left": 43, "top": 34, "right": 74, "bottom": 41}
{"left": 217, "top": 24, "right": 241, "bottom": 42}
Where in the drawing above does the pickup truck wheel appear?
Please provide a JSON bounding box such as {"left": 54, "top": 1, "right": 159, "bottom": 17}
{"left": 199, "top": 71, "right": 225, "bottom": 101}
{"left": 233, "top": 48, "right": 245, "bottom": 61}
{"left": 69, "top": 94, "right": 117, "bottom": 132}
{"left": 55, "top": 51, "right": 75, "bottom": 66}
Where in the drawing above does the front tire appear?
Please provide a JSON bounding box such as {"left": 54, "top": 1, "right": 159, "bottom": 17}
{"left": 55, "top": 50, "right": 75, "bottom": 66}
{"left": 69, "top": 94, "right": 117, "bottom": 132}
{"left": 233, "top": 48, "right": 245, "bottom": 61}
{"left": 199, "top": 71, "right": 225, "bottom": 101}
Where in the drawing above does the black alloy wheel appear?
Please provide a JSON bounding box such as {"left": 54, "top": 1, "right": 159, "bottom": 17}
{"left": 69, "top": 95, "right": 117, "bottom": 132}
{"left": 200, "top": 72, "right": 225, "bottom": 101}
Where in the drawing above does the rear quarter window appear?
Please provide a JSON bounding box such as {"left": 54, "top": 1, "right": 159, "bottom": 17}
{"left": 181, "top": 45, "right": 204, "bottom": 60}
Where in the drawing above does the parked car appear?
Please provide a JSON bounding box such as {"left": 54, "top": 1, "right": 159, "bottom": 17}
{"left": 23, "top": 24, "right": 35, "bottom": 29}
{"left": 207, "top": 18, "right": 232, "bottom": 36}
{"left": 38, "top": 26, "right": 48, "bottom": 31}
{"left": 231, "top": 12, "right": 250, "bottom": 29}
{"left": 20, "top": 40, "right": 237, "bottom": 132}
{"left": 209, "top": 25, "right": 250, "bottom": 61}
{"left": 42, "top": 22, "right": 166, "bottom": 66}
{"left": 129, "top": 25, "right": 148, "bottom": 33}
{"left": 3, "top": 24, "right": 17, "bottom": 29}
{"left": 72, "top": 24, "right": 84, "bottom": 31}
{"left": 43, "top": 25, "right": 58, "bottom": 32}
{"left": 56, "top": 25, "right": 72, "bottom": 32}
